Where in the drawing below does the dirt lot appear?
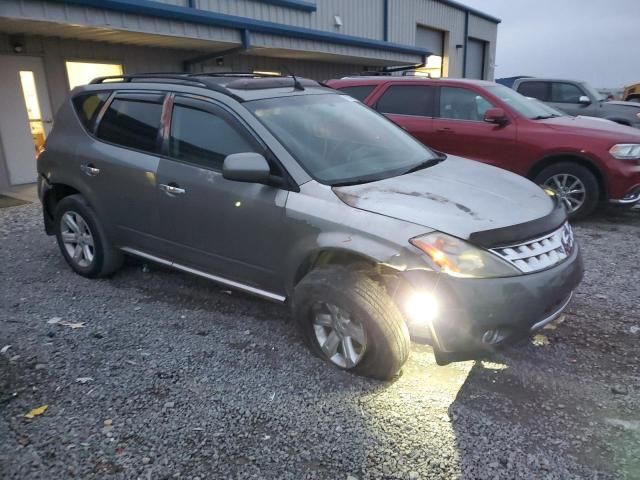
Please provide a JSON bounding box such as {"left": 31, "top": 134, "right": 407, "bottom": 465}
{"left": 1, "top": 203, "right": 639, "bottom": 480}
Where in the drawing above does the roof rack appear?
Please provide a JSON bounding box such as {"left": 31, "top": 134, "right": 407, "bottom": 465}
{"left": 89, "top": 73, "right": 244, "bottom": 102}
{"left": 88, "top": 72, "right": 321, "bottom": 100}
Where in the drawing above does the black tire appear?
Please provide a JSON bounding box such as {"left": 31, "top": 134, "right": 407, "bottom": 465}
{"left": 292, "top": 266, "right": 410, "bottom": 380}
{"left": 534, "top": 162, "right": 600, "bottom": 220}
{"left": 54, "top": 194, "right": 123, "bottom": 278}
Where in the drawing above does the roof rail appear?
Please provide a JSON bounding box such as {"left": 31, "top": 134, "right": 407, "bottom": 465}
{"left": 88, "top": 73, "right": 244, "bottom": 102}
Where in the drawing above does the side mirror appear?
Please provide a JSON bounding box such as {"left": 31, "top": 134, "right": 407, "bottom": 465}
{"left": 483, "top": 107, "right": 509, "bottom": 125}
{"left": 578, "top": 95, "right": 591, "bottom": 105}
{"left": 222, "top": 152, "right": 270, "bottom": 183}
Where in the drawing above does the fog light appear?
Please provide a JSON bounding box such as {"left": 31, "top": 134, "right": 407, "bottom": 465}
{"left": 405, "top": 292, "right": 439, "bottom": 325}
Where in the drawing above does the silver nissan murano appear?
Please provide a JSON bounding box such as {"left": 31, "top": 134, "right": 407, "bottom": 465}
{"left": 37, "top": 73, "right": 584, "bottom": 380}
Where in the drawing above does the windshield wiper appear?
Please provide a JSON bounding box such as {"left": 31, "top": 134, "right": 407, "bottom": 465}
{"left": 531, "top": 114, "right": 562, "bottom": 120}
{"left": 331, "top": 178, "right": 379, "bottom": 187}
{"left": 402, "top": 155, "right": 445, "bottom": 175}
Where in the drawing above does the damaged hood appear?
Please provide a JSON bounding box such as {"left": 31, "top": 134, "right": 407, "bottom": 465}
{"left": 333, "top": 156, "right": 554, "bottom": 240}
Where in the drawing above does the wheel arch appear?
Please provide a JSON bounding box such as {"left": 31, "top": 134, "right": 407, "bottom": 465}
{"left": 42, "top": 182, "right": 82, "bottom": 235}
{"left": 526, "top": 153, "right": 608, "bottom": 200}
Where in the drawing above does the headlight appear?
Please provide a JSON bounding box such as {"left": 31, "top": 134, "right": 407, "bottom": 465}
{"left": 610, "top": 144, "right": 640, "bottom": 160}
{"left": 410, "top": 232, "right": 520, "bottom": 278}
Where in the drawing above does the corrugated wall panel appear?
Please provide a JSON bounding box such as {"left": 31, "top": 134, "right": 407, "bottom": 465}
{"left": 165, "top": 0, "right": 385, "bottom": 40}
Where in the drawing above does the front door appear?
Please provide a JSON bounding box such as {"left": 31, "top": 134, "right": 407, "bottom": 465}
{"left": 0, "top": 56, "right": 53, "bottom": 185}
{"left": 429, "top": 86, "right": 516, "bottom": 167}
{"left": 156, "top": 95, "right": 288, "bottom": 294}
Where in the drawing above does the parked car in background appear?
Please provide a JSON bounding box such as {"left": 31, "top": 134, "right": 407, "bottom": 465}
{"left": 504, "top": 77, "right": 640, "bottom": 128}
{"left": 38, "top": 73, "right": 584, "bottom": 379}
{"left": 623, "top": 83, "right": 640, "bottom": 103}
{"left": 327, "top": 77, "right": 640, "bottom": 218}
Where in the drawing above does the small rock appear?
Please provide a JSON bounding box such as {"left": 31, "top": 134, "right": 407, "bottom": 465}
{"left": 611, "top": 385, "right": 628, "bottom": 395}
{"left": 243, "top": 330, "right": 251, "bottom": 335}
{"left": 34, "top": 363, "right": 46, "bottom": 370}
{"left": 142, "top": 456, "right": 151, "bottom": 464}
{"left": 164, "top": 401, "right": 175, "bottom": 409}
{"left": 409, "top": 472, "right": 419, "bottom": 480}
{"left": 134, "top": 306, "right": 142, "bottom": 312}
{"left": 630, "top": 326, "right": 640, "bottom": 335}
{"left": 346, "top": 476, "right": 359, "bottom": 480}
{"left": 103, "top": 419, "right": 113, "bottom": 426}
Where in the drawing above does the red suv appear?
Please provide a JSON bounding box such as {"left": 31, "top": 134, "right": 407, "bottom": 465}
{"left": 326, "top": 77, "right": 640, "bottom": 218}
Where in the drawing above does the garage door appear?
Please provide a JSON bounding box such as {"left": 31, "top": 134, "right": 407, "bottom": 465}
{"left": 416, "top": 26, "right": 444, "bottom": 77}
{"left": 466, "top": 38, "right": 486, "bottom": 79}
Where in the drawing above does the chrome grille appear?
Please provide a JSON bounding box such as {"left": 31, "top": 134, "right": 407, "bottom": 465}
{"left": 490, "top": 223, "right": 575, "bottom": 273}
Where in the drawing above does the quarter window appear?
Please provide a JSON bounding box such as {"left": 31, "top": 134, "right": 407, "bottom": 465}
{"left": 376, "top": 85, "right": 436, "bottom": 117}
{"left": 96, "top": 95, "right": 163, "bottom": 154}
{"left": 72, "top": 92, "right": 110, "bottom": 131}
{"left": 337, "top": 85, "right": 376, "bottom": 102}
{"left": 517, "top": 82, "right": 550, "bottom": 101}
{"left": 169, "top": 103, "right": 257, "bottom": 170}
{"left": 439, "top": 87, "right": 495, "bottom": 121}
{"left": 551, "top": 83, "right": 584, "bottom": 103}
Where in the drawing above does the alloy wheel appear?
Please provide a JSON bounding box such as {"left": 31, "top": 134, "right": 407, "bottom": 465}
{"left": 312, "top": 302, "right": 367, "bottom": 369}
{"left": 60, "top": 211, "right": 95, "bottom": 268}
{"left": 543, "top": 173, "right": 586, "bottom": 213}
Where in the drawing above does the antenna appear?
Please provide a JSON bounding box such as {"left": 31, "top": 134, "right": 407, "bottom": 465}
{"left": 281, "top": 65, "right": 305, "bottom": 91}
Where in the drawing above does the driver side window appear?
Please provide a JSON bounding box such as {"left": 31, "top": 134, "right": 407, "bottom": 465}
{"left": 169, "top": 102, "right": 258, "bottom": 171}
{"left": 439, "top": 87, "right": 495, "bottom": 121}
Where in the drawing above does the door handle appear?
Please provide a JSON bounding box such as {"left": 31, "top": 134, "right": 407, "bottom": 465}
{"left": 436, "top": 128, "right": 453, "bottom": 133}
{"left": 159, "top": 183, "right": 186, "bottom": 196}
{"left": 80, "top": 164, "right": 100, "bottom": 176}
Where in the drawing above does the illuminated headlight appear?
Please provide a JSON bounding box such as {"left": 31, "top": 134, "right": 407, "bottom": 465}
{"left": 405, "top": 291, "right": 439, "bottom": 325}
{"left": 410, "top": 232, "right": 520, "bottom": 278}
{"left": 610, "top": 144, "right": 640, "bottom": 160}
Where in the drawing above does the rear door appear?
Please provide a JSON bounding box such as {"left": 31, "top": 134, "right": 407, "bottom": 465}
{"left": 429, "top": 85, "right": 516, "bottom": 167}
{"left": 155, "top": 95, "right": 289, "bottom": 294}
{"left": 373, "top": 83, "right": 437, "bottom": 147}
{"left": 82, "top": 91, "right": 165, "bottom": 251}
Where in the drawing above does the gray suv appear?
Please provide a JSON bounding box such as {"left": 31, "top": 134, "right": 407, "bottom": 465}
{"left": 38, "top": 73, "right": 584, "bottom": 380}
{"left": 510, "top": 77, "right": 640, "bottom": 128}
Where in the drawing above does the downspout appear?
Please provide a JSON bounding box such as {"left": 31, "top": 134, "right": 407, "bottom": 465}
{"left": 183, "top": 29, "right": 251, "bottom": 72}
{"left": 187, "top": 0, "right": 196, "bottom": 8}
{"left": 462, "top": 10, "right": 469, "bottom": 78}
{"left": 383, "top": 0, "right": 389, "bottom": 42}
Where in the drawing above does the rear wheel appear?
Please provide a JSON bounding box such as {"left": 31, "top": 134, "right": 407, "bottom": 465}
{"left": 292, "top": 266, "right": 410, "bottom": 380}
{"left": 534, "top": 162, "right": 599, "bottom": 219}
{"left": 54, "top": 194, "right": 123, "bottom": 278}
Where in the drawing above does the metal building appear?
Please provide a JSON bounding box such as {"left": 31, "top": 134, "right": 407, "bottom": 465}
{"left": 0, "top": 0, "right": 499, "bottom": 190}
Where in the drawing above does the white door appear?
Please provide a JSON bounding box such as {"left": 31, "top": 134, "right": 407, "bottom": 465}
{"left": 0, "top": 56, "right": 53, "bottom": 185}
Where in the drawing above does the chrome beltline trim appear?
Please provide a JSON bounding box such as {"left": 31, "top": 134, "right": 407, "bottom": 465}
{"left": 121, "top": 247, "right": 286, "bottom": 303}
{"left": 529, "top": 292, "right": 573, "bottom": 332}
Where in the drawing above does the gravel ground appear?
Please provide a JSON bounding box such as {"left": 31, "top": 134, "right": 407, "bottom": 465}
{"left": 1, "top": 203, "right": 639, "bottom": 480}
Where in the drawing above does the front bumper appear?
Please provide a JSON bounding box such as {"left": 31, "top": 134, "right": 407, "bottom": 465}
{"left": 400, "top": 244, "right": 584, "bottom": 364}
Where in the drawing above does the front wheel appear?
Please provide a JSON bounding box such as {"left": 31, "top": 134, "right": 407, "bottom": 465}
{"left": 534, "top": 162, "right": 600, "bottom": 219}
{"left": 292, "top": 266, "right": 410, "bottom": 380}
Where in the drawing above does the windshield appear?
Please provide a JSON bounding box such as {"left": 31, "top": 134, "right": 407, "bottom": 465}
{"left": 246, "top": 94, "right": 438, "bottom": 185}
{"left": 485, "top": 84, "right": 563, "bottom": 119}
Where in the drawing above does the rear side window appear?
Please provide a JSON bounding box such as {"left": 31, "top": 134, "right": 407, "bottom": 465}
{"left": 517, "top": 81, "right": 550, "bottom": 101}
{"left": 72, "top": 92, "right": 110, "bottom": 131}
{"left": 376, "top": 85, "right": 436, "bottom": 117}
{"left": 337, "top": 85, "right": 376, "bottom": 102}
{"left": 551, "top": 83, "right": 584, "bottom": 103}
{"left": 96, "top": 95, "right": 163, "bottom": 154}
{"left": 169, "top": 103, "right": 257, "bottom": 170}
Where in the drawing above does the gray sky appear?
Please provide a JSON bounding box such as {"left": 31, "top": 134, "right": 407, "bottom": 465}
{"left": 460, "top": 0, "right": 639, "bottom": 88}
